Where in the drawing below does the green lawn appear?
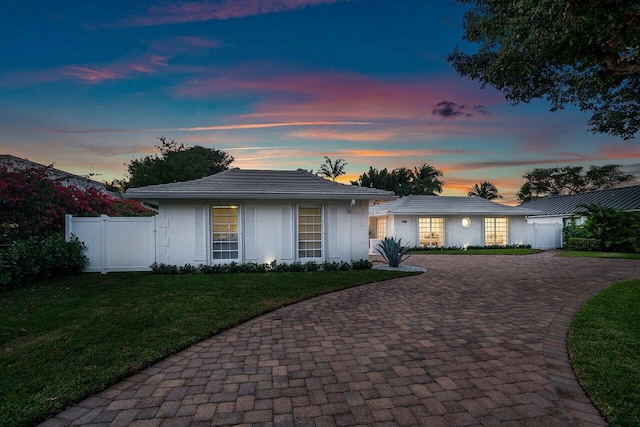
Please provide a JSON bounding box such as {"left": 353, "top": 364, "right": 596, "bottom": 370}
{"left": 557, "top": 250, "right": 640, "bottom": 260}
{"left": 568, "top": 280, "right": 640, "bottom": 426}
{"left": 409, "top": 248, "right": 542, "bottom": 255}
{"left": 0, "top": 270, "right": 412, "bottom": 427}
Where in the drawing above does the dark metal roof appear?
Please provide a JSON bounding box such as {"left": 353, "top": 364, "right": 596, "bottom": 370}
{"left": 370, "top": 195, "right": 542, "bottom": 216}
{"left": 126, "top": 168, "right": 397, "bottom": 201}
{"left": 518, "top": 185, "right": 640, "bottom": 216}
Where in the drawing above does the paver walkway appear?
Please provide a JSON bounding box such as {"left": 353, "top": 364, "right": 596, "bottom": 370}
{"left": 43, "top": 252, "right": 639, "bottom": 427}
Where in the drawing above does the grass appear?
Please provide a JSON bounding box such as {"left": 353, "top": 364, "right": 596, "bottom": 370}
{"left": 568, "top": 279, "right": 640, "bottom": 426}
{"left": 557, "top": 250, "right": 640, "bottom": 260}
{"left": 0, "top": 270, "right": 413, "bottom": 427}
{"left": 408, "top": 248, "right": 542, "bottom": 255}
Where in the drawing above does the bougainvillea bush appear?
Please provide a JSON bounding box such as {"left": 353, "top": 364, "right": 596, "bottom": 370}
{"left": 0, "top": 165, "right": 152, "bottom": 244}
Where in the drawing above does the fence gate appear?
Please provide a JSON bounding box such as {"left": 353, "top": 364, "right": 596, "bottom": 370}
{"left": 65, "top": 215, "right": 156, "bottom": 274}
{"left": 524, "top": 222, "right": 563, "bottom": 249}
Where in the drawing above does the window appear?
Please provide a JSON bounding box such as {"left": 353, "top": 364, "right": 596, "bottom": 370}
{"left": 212, "top": 205, "right": 239, "bottom": 260}
{"left": 298, "top": 206, "right": 322, "bottom": 259}
{"left": 419, "top": 217, "right": 444, "bottom": 247}
{"left": 485, "top": 217, "right": 508, "bottom": 245}
{"left": 376, "top": 218, "right": 386, "bottom": 239}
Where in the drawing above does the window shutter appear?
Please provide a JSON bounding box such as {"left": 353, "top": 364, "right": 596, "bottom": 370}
{"left": 328, "top": 206, "right": 339, "bottom": 258}
{"left": 244, "top": 206, "right": 257, "bottom": 260}
{"left": 194, "top": 205, "right": 206, "bottom": 261}
{"left": 281, "top": 206, "right": 293, "bottom": 260}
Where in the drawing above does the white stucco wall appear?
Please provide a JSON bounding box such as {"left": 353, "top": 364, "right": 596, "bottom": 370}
{"left": 156, "top": 199, "right": 369, "bottom": 266}
{"left": 372, "top": 214, "right": 532, "bottom": 248}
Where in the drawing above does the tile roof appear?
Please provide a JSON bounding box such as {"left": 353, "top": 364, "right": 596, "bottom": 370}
{"left": 125, "top": 168, "right": 397, "bottom": 201}
{"left": 370, "top": 195, "right": 542, "bottom": 216}
{"left": 518, "top": 185, "right": 640, "bottom": 216}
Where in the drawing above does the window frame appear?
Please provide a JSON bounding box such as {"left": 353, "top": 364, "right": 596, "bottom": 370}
{"left": 376, "top": 217, "right": 387, "bottom": 239}
{"left": 418, "top": 217, "right": 445, "bottom": 247}
{"left": 484, "top": 217, "right": 508, "bottom": 246}
{"left": 297, "top": 204, "right": 324, "bottom": 261}
{"left": 211, "top": 204, "right": 241, "bottom": 263}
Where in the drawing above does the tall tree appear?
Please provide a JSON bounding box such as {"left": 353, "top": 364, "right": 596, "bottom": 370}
{"left": 468, "top": 181, "right": 502, "bottom": 200}
{"left": 124, "top": 137, "right": 234, "bottom": 189}
{"left": 412, "top": 164, "right": 445, "bottom": 195}
{"left": 516, "top": 164, "right": 635, "bottom": 202}
{"left": 448, "top": 0, "right": 640, "bottom": 139}
{"left": 318, "top": 157, "right": 348, "bottom": 181}
{"left": 351, "top": 164, "right": 445, "bottom": 196}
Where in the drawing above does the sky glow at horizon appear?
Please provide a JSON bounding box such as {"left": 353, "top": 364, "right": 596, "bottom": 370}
{"left": 1, "top": 0, "right": 638, "bottom": 205}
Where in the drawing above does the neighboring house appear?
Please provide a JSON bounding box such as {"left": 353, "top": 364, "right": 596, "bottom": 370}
{"left": 369, "top": 195, "right": 545, "bottom": 250}
{"left": 519, "top": 185, "right": 640, "bottom": 227}
{"left": 125, "top": 168, "right": 396, "bottom": 266}
{"left": 0, "top": 154, "right": 112, "bottom": 195}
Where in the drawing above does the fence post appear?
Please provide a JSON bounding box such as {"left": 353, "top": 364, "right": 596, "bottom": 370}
{"left": 65, "top": 214, "right": 73, "bottom": 242}
{"left": 101, "top": 214, "right": 109, "bottom": 275}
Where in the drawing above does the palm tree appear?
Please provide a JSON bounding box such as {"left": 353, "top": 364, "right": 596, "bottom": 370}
{"left": 468, "top": 181, "right": 503, "bottom": 200}
{"left": 412, "top": 163, "right": 445, "bottom": 195}
{"left": 318, "top": 157, "right": 348, "bottom": 181}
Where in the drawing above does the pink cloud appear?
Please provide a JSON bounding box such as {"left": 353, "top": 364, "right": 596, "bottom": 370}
{"left": 1, "top": 35, "right": 219, "bottom": 87}
{"left": 61, "top": 66, "right": 122, "bottom": 83}
{"left": 597, "top": 142, "right": 640, "bottom": 159}
{"left": 176, "top": 71, "right": 503, "bottom": 123}
{"left": 122, "top": 0, "right": 346, "bottom": 27}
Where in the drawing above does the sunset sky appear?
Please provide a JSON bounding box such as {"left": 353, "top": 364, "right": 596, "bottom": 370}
{"left": 2, "top": 0, "right": 638, "bottom": 204}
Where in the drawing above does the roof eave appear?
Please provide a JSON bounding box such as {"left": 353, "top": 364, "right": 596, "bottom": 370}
{"left": 126, "top": 192, "right": 396, "bottom": 201}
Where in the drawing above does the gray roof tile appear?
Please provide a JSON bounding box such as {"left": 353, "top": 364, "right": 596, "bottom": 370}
{"left": 126, "top": 168, "right": 397, "bottom": 201}
{"left": 370, "top": 195, "right": 542, "bottom": 216}
{"left": 518, "top": 185, "right": 640, "bottom": 215}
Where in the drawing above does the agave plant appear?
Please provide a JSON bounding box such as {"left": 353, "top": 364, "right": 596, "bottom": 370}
{"left": 375, "top": 237, "right": 411, "bottom": 267}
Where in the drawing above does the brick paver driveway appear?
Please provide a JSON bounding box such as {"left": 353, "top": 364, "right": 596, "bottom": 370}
{"left": 44, "top": 252, "right": 639, "bottom": 427}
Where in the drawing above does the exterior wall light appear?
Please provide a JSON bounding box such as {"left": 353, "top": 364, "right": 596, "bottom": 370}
{"left": 461, "top": 217, "right": 471, "bottom": 228}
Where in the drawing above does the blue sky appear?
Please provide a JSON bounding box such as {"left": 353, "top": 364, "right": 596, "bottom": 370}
{"left": 1, "top": 0, "right": 638, "bottom": 204}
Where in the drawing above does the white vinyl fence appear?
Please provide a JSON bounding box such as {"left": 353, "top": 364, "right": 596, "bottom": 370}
{"left": 524, "top": 222, "right": 563, "bottom": 249}
{"left": 65, "top": 215, "right": 156, "bottom": 274}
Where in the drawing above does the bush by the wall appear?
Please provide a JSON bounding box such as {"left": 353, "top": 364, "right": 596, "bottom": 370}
{"left": 150, "top": 259, "right": 372, "bottom": 275}
{"left": 566, "top": 237, "right": 601, "bottom": 252}
{"left": 1, "top": 165, "right": 152, "bottom": 244}
{"left": 562, "top": 221, "right": 589, "bottom": 246}
{"left": 408, "top": 244, "right": 532, "bottom": 252}
{"left": 0, "top": 234, "right": 87, "bottom": 290}
{"left": 351, "top": 259, "right": 373, "bottom": 270}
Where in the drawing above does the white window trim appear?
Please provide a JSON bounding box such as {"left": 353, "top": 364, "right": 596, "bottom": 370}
{"left": 377, "top": 217, "right": 387, "bottom": 239}
{"left": 484, "top": 217, "right": 508, "bottom": 246}
{"left": 296, "top": 204, "right": 324, "bottom": 262}
{"left": 209, "top": 203, "right": 243, "bottom": 265}
{"left": 418, "top": 217, "right": 445, "bottom": 247}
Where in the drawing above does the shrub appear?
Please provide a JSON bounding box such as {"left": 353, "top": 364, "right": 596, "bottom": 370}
{"left": 304, "top": 261, "right": 320, "bottom": 272}
{"left": 567, "top": 237, "right": 602, "bottom": 252}
{"left": 178, "top": 264, "right": 199, "bottom": 274}
{"left": 563, "top": 220, "right": 590, "bottom": 246}
{"left": 407, "top": 244, "right": 532, "bottom": 252}
{"left": 322, "top": 261, "right": 340, "bottom": 271}
{"left": 0, "top": 234, "right": 87, "bottom": 290}
{"left": 338, "top": 261, "right": 351, "bottom": 271}
{"left": 351, "top": 259, "right": 373, "bottom": 270}
{"left": 0, "top": 165, "right": 152, "bottom": 244}
{"left": 150, "top": 263, "right": 179, "bottom": 274}
{"left": 275, "top": 262, "right": 291, "bottom": 272}
{"left": 581, "top": 204, "right": 640, "bottom": 253}
{"left": 199, "top": 264, "right": 227, "bottom": 274}
{"left": 237, "top": 262, "right": 270, "bottom": 273}
{"left": 375, "top": 237, "right": 411, "bottom": 267}
{"left": 288, "top": 262, "right": 305, "bottom": 272}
